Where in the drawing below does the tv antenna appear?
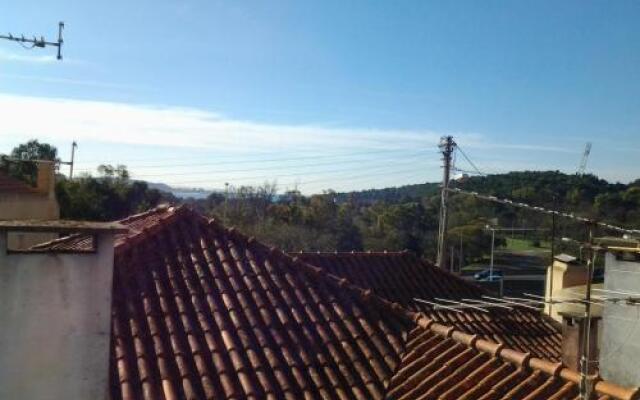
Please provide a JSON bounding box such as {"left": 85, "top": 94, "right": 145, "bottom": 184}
{"left": 0, "top": 22, "right": 64, "bottom": 60}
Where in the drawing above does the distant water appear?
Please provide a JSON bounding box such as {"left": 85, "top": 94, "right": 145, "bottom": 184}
{"left": 171, "top": 190, "right": 211, "bottom": 199}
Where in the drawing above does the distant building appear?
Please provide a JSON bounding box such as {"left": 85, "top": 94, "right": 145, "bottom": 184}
{"left": 0, "top": 160, "right": 60, "bottom": 249}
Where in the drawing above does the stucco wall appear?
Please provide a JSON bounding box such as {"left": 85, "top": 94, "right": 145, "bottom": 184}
{"left": 0, "top": 232, "right": 114, "bottom": 400}
{"left": 600, "top": 252, "right": 640, "bottom": 387}
{"left": 0, "top": 193, "right": 60, "bottom": 249}
{"left": 545, "top": 260, "right": 588, "bottom": 321}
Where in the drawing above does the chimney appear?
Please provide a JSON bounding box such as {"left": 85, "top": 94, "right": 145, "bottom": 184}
{"left": 545, "top": 254, "right": 589, "bottom": 322}
{"left": 559, "top": 310, "right": 600, "bottom": 373}
{"left": 35, "top": 160, "right": 56, "bottom": 198}
{"left": 0, "top": 220, "right": 127, "bottom": 400}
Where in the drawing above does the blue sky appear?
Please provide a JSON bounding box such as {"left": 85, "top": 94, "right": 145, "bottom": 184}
{"left": 1, "top": 1, "right": 639, "bottom": 193}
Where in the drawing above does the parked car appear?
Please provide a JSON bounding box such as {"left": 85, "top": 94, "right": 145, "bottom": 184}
{"left": 474, "top": 269, "right": 504, "bottom": 281}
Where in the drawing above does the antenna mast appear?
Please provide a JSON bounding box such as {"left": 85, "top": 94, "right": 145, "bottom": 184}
{"left": 0, "top": 22, "right": 64, "bottom": 60}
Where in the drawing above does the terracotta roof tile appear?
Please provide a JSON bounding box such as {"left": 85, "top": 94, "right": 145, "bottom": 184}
{"left": 293, "top": 251, "right": 563, "bottom": 361}
{"left": 386, "top": 317, "right": 640, "bottom": 400}
{"left": 32, "top": 205, "right": 640, "bottom": 400}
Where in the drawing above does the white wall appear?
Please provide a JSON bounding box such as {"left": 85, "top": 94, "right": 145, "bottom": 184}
{"left": 0, "top": 232, "right": 115, "bottom": 400}
{"left": 600, "top": 252, "right": 640, "bottom": 387}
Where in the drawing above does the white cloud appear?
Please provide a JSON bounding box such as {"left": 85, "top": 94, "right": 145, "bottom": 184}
{"left": 0, "top": 49, "right": 57, "bottom": 64}
{"left": 0, "top": 49, "right": 85, "bottom": 65}
{"left": 0, "top": 73, "right": 129, "bottom": 89}
{"left": 0, "top": 93, "right": 448, "bottom": 152}
{"left": 1, "top": 92, "right": 617, "bottom": 192}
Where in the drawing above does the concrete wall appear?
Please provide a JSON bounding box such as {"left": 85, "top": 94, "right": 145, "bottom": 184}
{"left": 600, "top": 252, "right": 640, "bottom": 387}
{"left": 0, "top": 161, "right": 60, "bottom": 249}
{"left": 0, "top": 232, "right": 115, "bottom": 400}
{"left": 0, "top": 193, "right": 60, "bottom": 249}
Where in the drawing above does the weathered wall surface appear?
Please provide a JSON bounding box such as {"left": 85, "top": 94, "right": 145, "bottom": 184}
{"left": 600, "top": 252, "right": 640, "bottom": 387}
{"left": 0, "top": 193, "right": 60, "bottom": 249}
{"left": 0, "top": 233, "right": 114, "bottom": 400}
{"left": 545, "top": 260, "right": 588, "bottom": 322}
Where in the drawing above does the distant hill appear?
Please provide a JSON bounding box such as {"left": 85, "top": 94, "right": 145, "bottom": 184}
{"left": 336, "top": 182, "right": 440, "bottom": 204}
{"left": 337, "top": 170, "right": 640, "bottom": 231}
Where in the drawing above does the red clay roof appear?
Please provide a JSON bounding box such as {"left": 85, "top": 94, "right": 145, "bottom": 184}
{"left": 32, "top": 205, "right": 640, "bottom": 400}
{"left": 294, "top": 251, "right": 562, "bottom": 361}
{"left": 0, "top": 171, "right": 39, "bottom": 195}
{"left": 387, "top": 318, "right": 640, "bottom": 400}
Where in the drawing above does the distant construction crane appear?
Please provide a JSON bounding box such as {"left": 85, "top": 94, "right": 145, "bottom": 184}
{"left": 577, "top": 142, "right": 592, "bottom": 175}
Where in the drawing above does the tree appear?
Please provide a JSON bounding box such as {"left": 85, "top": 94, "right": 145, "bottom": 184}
{"left": 3, "top": 139, "right": 59, "bottom": 185}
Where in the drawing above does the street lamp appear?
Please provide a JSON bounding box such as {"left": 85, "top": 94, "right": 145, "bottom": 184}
{"left": 486, "top": 225, "right": 496, "bottom": 280}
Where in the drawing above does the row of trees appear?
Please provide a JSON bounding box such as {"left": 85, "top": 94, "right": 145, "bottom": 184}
{"left": 5, "top": 140, "right": 639, "bottom": 264}
{"left": 2, "top": 140, "right": 174, "bottom": 221}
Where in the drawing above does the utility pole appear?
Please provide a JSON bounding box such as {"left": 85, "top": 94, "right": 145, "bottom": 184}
{"left": 549, "top": 196, "right": 557, "bottom": 317}
{"left": 69, "top": 141, "right": 77, "bottom": 179}
{"left": 224, "top": 182, "right": 229, "bottom": 223}
{"left": 437, "top": 136, "right": 456, "bottom": 270}
{"left": 0, "top": 22, "right": 64, "bottom": 60}
{"left": 579, "top": 222, "right": 596, "bottom": 400}
{"left": 58, "top": 141, "right": 78, "bottom": 179}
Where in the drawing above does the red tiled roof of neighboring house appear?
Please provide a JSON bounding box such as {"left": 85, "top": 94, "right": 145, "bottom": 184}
{"left": 32, "top": 205, "right": 640, "bottom": 400}
{"left": 0, "top": 171, "right": 39, "bottom": 195}
{"left": 294, "top": 251, "right": 562, "bottom": 361}
{"left": 387, "top": 318, "right": 639, "bottom": 400}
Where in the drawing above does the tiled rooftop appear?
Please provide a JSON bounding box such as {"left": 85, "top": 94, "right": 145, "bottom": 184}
{"left": 294, "top": 251, "right": 562, "bottom": 361}
{"left": 33, "top": 205, "right": 640, "bottom": 400}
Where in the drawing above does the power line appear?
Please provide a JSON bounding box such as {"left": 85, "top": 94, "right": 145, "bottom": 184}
{"left": 456, "top": 145, "right": 485, "bottom": 176}
{"left": 73, "top": 147, "right": 423, "bottom": 168}
{"left": 157, "top": 163, "right": 429, "bottom": 189}
{"left": 124, "top": 153, "right": 426, "bottom": 179}
{"left": 447, "top": 187, "right": 640, "bottom": 235}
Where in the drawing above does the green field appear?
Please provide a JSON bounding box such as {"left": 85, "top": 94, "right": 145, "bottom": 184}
{"left": 501, "top": 237, "right": 550, "bottom": 251}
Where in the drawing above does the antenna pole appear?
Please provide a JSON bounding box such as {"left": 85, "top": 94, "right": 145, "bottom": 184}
{"left": 437, "top": 136, "right": 456, "bottom": 270}
{"left": 0, "top": 22, "right": 64, "bottom": 60}
{"left": 580, "top": 222, "right": 595, "bottom": 400}
{"left": 549, "top": 196, "right": 557, "bottom": 317}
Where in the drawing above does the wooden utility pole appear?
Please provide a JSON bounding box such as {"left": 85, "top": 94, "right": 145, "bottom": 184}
{"left": 437, "top": 136, "right": 456, "bottom": 270}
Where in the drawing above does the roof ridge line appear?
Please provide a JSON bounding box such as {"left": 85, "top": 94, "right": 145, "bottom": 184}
{"left": 118, "top": 203, "right": 174, "bottom": 224}
{"left": 292, "top": 250, "right": 413, "bottom": 257}
{"left": 116, "top": 204, "right": 189, "bottom": 253}
{"left": 414, "top": 315, "right": 640, "bottom": 400}
{"left": 205, "top": 217, "right": 419, "bottom": 325}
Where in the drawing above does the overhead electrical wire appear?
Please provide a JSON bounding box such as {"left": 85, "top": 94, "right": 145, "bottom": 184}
{"left": 455, "top": 145, "right": 485, "bottom": 176}
{"left": 448, "top": 187, "right": 640, "bottom": 235}
{"left": 127, "top": 153, "right": 426, "bottom": 179}
{"left": 159, "top": 163, "right": 429, "bottom": 188}
{"left": 73, "top": 147, "right": 424, "bottom": 169}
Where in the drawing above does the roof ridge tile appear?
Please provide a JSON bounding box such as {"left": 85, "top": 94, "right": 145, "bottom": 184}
{"left": 413, "top": 315, "right": 640, "bottom": 400}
